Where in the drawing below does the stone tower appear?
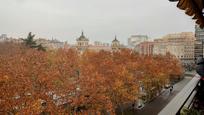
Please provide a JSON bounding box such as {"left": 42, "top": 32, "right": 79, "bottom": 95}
{"left": 76, "top": 31, "right": 89, "bottom": 52}
{"left": 111, "top": 36, "right": 120, "bottom": 51}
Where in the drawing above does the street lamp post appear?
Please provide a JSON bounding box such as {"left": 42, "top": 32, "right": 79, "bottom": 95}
{"left": 202, "top": 39, "right": 204, "bottom": 58}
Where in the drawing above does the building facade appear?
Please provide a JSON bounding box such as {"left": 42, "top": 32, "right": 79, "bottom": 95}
{"left": 195, "top": 25, "right": 204, "bottom": 40}
{"left": 72, "top": 33, "right": 121, "bottom": 53}
{"left": 36, "top": 38, "right": 64, "bottom": 50}
{"left": 0, "top": 34, "right": 8, "bottom": 42}
{"left": 195, "top": 25, "right": 204, "bottom": 59}
{"left": 135, "top": 41, "right": 154, "bottom": 56}
{"left": 128, "top": 35, "right": 149, "bottom": 48}
{"left": 88, "top": 45, "right": 112, "bottom": 52}
{"left": 76, "top": 32, "right": 89, "bottom": 52}
{"left": 153, "top": 32, "right": 196, "bottom": 65}
{"left": 94, "top": 41, "right": 109, "bottom": 47}
{"left": 0, "top": 34, "right": 23, "bottom": 43}
{"left": 111, "top": 36, "right": 121, "bottom": 51}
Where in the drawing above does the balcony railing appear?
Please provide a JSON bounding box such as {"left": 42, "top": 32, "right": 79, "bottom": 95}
{"left": 158, "top": 75, "right": 201, "bottom": 115}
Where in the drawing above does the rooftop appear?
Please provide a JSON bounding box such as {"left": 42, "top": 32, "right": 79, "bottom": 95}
{"left": 112, "top": 36, "right": 119, "bottom": 42}
{"left": 76, "top": 32, "right": 89, "bottom": 41}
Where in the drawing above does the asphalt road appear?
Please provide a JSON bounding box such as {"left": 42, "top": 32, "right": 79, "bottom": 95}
{"left": 122, "top": 76, "right": 193, "bottom": 115}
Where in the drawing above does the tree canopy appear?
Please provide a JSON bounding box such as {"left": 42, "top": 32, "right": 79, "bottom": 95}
{"left": 0, "top": 43, "right": 183, "bottom": 114}
{"left": 22, "top": 32, "right": 46, "bottom": 51}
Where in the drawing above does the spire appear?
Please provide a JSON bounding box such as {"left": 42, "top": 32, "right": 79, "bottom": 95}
{"left": 112, "top": 35, "right": 119, "bottom": 42}
{"left": 81, "top": 30, "right": 84, "bottom": 36}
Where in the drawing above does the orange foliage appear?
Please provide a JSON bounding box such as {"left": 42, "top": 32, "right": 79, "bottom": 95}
{"left": 0, "top": 43, "right": 183, "bottom": 114}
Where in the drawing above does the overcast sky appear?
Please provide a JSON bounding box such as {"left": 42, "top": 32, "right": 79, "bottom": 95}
{"left": 0, "top": 0, "right": 195, "bottom": 44}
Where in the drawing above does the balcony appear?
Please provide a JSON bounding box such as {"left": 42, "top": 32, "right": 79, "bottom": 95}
{"left": 159, "top": 74, "right": 203, "bottom": 115}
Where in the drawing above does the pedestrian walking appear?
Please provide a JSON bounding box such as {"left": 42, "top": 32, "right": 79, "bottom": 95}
{"left": 169, "top": 85, "right": 173, "bottom": 93}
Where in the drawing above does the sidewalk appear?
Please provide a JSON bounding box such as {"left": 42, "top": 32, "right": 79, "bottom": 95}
{"left": 120, "top": 77, "right": 192, "bottom": 115}
{"left": 184, "top": 71, "right": 196, "bottom": 77}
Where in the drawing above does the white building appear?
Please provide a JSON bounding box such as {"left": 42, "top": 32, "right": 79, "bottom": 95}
{"left": 128, "top": 35, "right": 149, "bottom": 48}
{"left": 36, "top": 38, "right": 64, "bottom": 50}
{"left": 0, "top": 34, "right": 7, "bottom": 42}
{"left": 153, "top": 32, "right": 196, "bottom": 65}
{"left": 94, "top": 41, "right": 109, "bottom": 47}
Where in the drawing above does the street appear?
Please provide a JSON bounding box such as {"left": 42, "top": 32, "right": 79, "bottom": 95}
{"left": 122, "top": 76, "right": 193, "bottom": 115}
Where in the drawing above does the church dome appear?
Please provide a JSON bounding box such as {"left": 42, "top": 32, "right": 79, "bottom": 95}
{"left": 77, "top": 32, "right": 89, "bottom": 41}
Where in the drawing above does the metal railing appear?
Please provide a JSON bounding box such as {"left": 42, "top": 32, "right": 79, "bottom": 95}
{"left": 158, "top": 75, "right": 201, "bottom": 115}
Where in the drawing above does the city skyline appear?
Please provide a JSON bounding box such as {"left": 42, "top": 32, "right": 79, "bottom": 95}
{"left": 0, "top": 0, "right": 195, "bottom": 44}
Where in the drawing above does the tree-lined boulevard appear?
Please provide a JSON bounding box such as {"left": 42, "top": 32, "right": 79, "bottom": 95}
{"left": 0, "top": 37, "right": 183, "bottom": 114}
{"left": 121, "top": 76, "right": 192, "bottom": 115}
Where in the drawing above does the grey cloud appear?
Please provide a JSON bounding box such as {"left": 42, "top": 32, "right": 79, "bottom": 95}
{"left": 0, "top": 0, "right": 194, "bottom": 44}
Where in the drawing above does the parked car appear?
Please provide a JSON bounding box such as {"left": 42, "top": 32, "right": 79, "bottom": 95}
{"left": 164, "top": 84, "right": 171, "bottom": 89}
{"left": 136, "top": 104, "right": 144, "bottom": 110}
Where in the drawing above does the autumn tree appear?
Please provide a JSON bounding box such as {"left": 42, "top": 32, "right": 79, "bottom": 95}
{"left": 137, "top": 52, "right": 183, "bottom": 101}
{"left": 0, "top": 43, "right": 79, "bottom": 114}
{"left": 0, "top": 42, "right": 183, "bottom": 114}
{"left": 77, "top": 50, "right": 139, "bottom": 114}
